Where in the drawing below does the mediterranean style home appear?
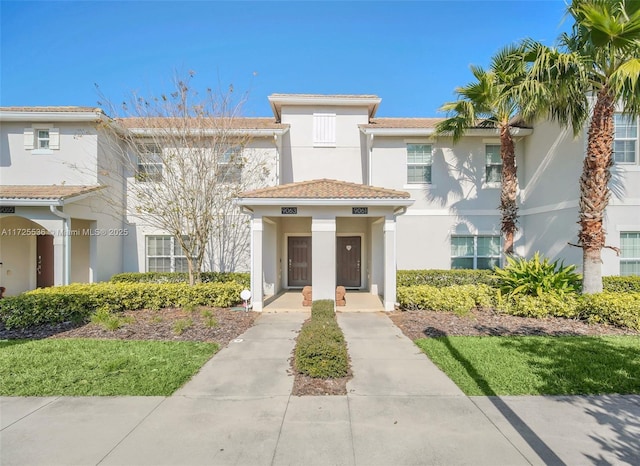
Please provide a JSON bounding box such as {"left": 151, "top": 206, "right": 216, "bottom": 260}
{"left": 1, "top": 94, "right": 639, "bottom": 310}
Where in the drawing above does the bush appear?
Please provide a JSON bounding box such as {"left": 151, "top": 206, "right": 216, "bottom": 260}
{"left": 603, "top": 276, "right": 640, "bottom": 293}
{"left": 493, "top": 252, "right": 581, "bottom": 297}
{"left": 396, "top": 284, "right": 496, "bottom": 314}
{"left": 0, "top": 282, "right": 244, "bottom": 329}
{"left": 577, "top": 293, "right": 640, "bottom": 331}
{"left": 397, "top": 269, "right": 497, "bottom": 287}
{"left": 294, "top": 300, "right": 349, "bottom": 379}
{"left": 496, "top": 293, "right": 580, "bottom": 319}
{"left": 110, "top": 272, "right": 250, "bottom": 288}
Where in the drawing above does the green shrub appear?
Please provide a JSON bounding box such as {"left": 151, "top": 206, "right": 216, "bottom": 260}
{"left": 493, "top": 252, "right": 581, "bottom": 297}
{"left": 397, "top": 269, "right": 497, "bottom": 287}
{"left": 496, "top": 293, "right": 580, "bottom": 319}
{"left": 109, "top": 272, "right": 250, "bottom": 288}
{"left": 0, "top": 282, "right": 244, "bottom": 329}
{"left": 396, "top": 284, "right": 496, "bottom": 314}
{"left": 294, "top": 300, "right": 349, "bottom": 379}
{"left": 603, "top": 276, "right": 640, "bottom": 293}
{"left": 577, "top": 293, "right": 640, "bottom": 331}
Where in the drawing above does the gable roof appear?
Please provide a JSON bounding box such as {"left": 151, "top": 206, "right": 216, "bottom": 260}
{"left": 239, "top": 179, "right": 410, "bottom": 200}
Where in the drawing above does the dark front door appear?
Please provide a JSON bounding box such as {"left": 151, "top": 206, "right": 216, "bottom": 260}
{"left": 36, "top": 234, "right": 54, "bottom": 288}
{"left": 288, "top": 236, "right": 311, "bottom": 287}
{"left": 337, "top": 236, "right": 361, "bottom": 288}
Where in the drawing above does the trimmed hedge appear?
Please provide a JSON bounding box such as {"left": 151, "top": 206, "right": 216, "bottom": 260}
{"left": 577, "top": 292, "right": 640, "bottom": 331}
{"left": 495, "top": 293, "right": 580, "bottom": 319}
{"left": 397, "top": 269, "right": 498, "bottom": 287}
{"left": 0, "top": 282, "right": 244, "bottom": 329}
{"left": 603, "top": 276, "right": 640, "bottom": 293}
{"left": 397, "top": 284, "right": 496, "bottom": 315}
{"left": 110, "top": 272, "right": 250, "bottom": 288}
{"left": 294, "top": 300, "right": 349, "bottom": 379}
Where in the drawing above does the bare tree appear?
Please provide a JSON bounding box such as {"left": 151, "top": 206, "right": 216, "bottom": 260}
{"left": 97, "top": 72, "right": 271, "bottom": 284}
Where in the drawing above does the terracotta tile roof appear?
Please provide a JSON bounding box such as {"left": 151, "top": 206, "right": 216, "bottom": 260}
{"left": 239, "top": 179, "right": 410, "bottom": 199}
{"left": 0, "top": 185, "right": 103, "bottom": 200}
{"left": 119, "top": 117, "right": 287, "bottom": 130}
{"left": 361, "top": 118, "right": 445, "bottom": 129}
{"left": 270, "top": 93, "right": 380, "bottom": 99}
{"left": 0, "top": 106, "right": 102, "bottom": 113}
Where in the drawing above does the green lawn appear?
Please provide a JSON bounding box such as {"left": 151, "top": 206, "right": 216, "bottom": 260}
{"left": 416, "top": 335, "right": 640, "bottom": 396}
{"left": 0, "top": 339, "right": 218, "bottom": 396}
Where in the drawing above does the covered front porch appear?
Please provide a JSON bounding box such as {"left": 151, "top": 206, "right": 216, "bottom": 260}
{"left": 236, "top": 179, "right": 413, "bottom": 312}
{"left": 263, "top": 290, "right": 385, "bottom": 312}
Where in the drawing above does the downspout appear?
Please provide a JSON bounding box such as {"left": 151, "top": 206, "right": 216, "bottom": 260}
{"left": 367, "top": 133, "right": 374, "bottom": 185}
{"left": 50, "top": 204, "right": 71, "bottom": 285}
{"left": 273, "top": 133, "right": 281, "bottom": 185}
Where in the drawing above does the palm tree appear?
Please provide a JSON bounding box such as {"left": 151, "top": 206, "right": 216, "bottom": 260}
{"left": 522, "top": 0, "right": 640, "bottom": 293}
{"left": 436, "top": 44, "right": 531, "bottom": 255}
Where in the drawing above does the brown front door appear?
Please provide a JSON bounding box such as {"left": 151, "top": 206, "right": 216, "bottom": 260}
{"left": 337, "top": 236, "right": 361, "bottom": 288}
{"left": 288, "top": 236, "right": 311, "bottom": 287}
{"left": 36, "top": 234, "right": 54, "bottom": 288}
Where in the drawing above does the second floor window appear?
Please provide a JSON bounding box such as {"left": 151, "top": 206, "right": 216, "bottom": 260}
{"left": 614, "top": 113, "right": 637, "bottom": 164}
{"left": 136, "top": 144, "right": 163, "bottom": 182}
{"left": 217, "top": 146, "right": 243, "bottom": 183}
{"left": 407, "top": 144, "right": 432, "bottom": 184}
{"left": 485, "top": 144, "right": 502, "bottom": 183}
{"left": 37, "top": 129, "right": 50, "bottom": 149}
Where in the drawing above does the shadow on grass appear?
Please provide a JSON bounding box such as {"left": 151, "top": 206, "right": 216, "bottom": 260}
{"left": 434, "top": 335, "right": 565, "bottom": 465}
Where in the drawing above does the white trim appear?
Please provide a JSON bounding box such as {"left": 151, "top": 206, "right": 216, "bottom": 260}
{"left": 1, "top": 110, "right": 106, "bottom": 122}
{"left": 361, "top": 127, "right": 533, "bottom": 138}
{"left": 520, "top": 200, "right": 579, "bottom": 216}
{"left": 311, "top": 218, "right": 337, "bottom": 232}
{"left": 616, "top": 225, "right": 640, "bottom": 232}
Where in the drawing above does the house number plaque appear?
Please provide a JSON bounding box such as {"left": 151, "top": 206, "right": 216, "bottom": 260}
{"left": 281, "top": 207, "right": 298, "bottom": 215}
{"left": 0, "top": 206, "right": 16, "bottom": 214}
{"left": 352, "top": 207, "right": 368, "bottom": 215}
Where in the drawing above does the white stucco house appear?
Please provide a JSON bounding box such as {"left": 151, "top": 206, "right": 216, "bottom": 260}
{"left": 1, "top": 94, "right": 639, "bottom": 310}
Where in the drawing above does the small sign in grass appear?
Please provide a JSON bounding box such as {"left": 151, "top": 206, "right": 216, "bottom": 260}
{"left": 0, "top": 339, "right": 218, "bottom": 396}
{"left": 416, "top": 336, "right": 640, "bottom": 396}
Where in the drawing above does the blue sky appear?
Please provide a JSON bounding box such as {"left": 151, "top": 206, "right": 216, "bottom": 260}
{"left": 1, "top": 1, "right": 570, "bottom": 117}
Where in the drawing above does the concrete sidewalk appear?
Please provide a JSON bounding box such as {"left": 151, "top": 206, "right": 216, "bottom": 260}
{"left": 2, "top": 311, "right": 639, "bottom": 465}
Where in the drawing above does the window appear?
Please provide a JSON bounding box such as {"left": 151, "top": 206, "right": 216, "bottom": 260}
{"left": 24, "top": 126, "right": 59, "bottom": 152}
{"left": 313, "top": 113, "right": 336, "bottom": 147}
{"left": 614, "top": 113, "right": 637, "bottom": 164}
{"left": 216, "top": 146, "right": 243, "bottom": 183}
{"left": 620, "top": 232, "right": 640, "bottom": 276}
{"left": 485, "top": 144, "right": 502, "bottom": 183}
{"left": 407, "top": 144, "right": 432, "bottom": 184}
{"left": 451, "top": 235, "right": 501, "bottom": 270}
{"left": 146, "top": 235, "right": 190, "bottom": 272}
{"left": 37, "top": 129, "right": 50, "bottom": 149}
{"left": 136, "top": 144, "right": 163, "bottom": 182}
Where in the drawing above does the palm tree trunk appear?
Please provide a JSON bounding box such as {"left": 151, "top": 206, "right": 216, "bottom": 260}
{"left": 579, "top": 88, "right": 614, "bottom": 294}
{"left": 499, "top": 125, "right": 518, "bottom": 255}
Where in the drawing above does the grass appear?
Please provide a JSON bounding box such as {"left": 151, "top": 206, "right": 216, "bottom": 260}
{"left": 0, "top": 338, "right": 217, "bottom": 396}
{"left": 416, "top": 335, "right": 640, "bottom": 396}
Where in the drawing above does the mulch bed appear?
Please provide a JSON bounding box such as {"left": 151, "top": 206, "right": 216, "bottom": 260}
{"left": 4, "top": 306, "right": 637, "bottom": 397}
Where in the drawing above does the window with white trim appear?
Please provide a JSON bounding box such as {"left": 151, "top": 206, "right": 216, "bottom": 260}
{"left": 24, "top": 125, "right": 60, "bottom": 153}
{"left": 136, "top": 144, "right": 163, "bottom": 182}
{"left": 620, "top": 232, "right": 640, "bottom": 276}
{"left": 614, "top": 113, "right": 637, "bottom": 164}
{"left": 451, "top": 235, "right": 501, "bottom": 270}
{"left": 485, "top": 144, "right": 502, "bottom": 183}
{"left": 216, "top": 146, "right": 243, "bottom": 183}
{"left": 146, "top": 235, "right": 190, "bottom": 272}
{"left": 407, "top": 143, "right": 432, "bottom": 184}
{"left": 313, "top": 113, "right": 336, "bottom": 147}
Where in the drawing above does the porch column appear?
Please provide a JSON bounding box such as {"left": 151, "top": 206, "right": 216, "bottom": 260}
{"left": 251, "top": 216, "right": 264, "bottom": 312}
{"left": 312, "top": 217, "right": 336, "bottom": 303}
{"left": 52, "top": 234, "right": 65, "bottom": 286}
{"left": 383, "top": 217, "right": 397, "bottom": 311}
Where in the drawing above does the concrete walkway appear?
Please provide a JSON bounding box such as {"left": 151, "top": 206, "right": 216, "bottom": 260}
{"left": 2, "top": 312, "right": 639, "bottom": 465}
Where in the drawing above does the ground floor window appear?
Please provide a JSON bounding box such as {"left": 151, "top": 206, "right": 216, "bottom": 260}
{"left": 620, "top": 232, "right": 640, "bottom": 276}
{"left": 451, "top": 235, "right": 501, "bottom": 270}
{"left": 146, "top": 235, "right": 190, "bottom": 272}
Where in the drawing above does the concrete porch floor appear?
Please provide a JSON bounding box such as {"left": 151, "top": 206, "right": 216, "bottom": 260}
{"left": 263, "top": 290, "right": 384, "bottom": 312}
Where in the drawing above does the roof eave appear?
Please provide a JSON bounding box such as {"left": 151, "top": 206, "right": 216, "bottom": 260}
{"left": 360, "top": 127, "right": 534, "bottom": 137}
{"left": 128, "top": 127, "right": 289, "bottom": 138}
{"left": 0, "top": 110, "right": 107, "bottom": 123}
{"left": 235, "top": 198, "right": 414, "bottom": 207}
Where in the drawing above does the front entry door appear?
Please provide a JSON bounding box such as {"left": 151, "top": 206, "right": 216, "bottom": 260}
{"left": 36, "top": 234, "right": 54, "bottom": 288}
{"left": 337, "top": 236, "right": 361, "bottom": 288}
{"left": 288, "top": 237, "right": 311, "bottom": 287}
